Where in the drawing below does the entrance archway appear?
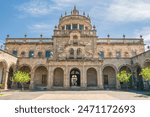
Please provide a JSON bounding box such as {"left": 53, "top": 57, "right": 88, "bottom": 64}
{"left": 20, "top": 65, "right": 31, "bottom": 73}
{"left": 34, "top": 66, "right": 48, "bottom": 87}
{"left": 19, "top": 65, "right": 31, "bottom": 89}
{"left": 103, "top": 66, "right": 116, "bottom": 89}
{"left": 135, "top": 65, "right": 144, "bottom": 90}
{"left": 70, "top": 68, "right": 80, "bottom": 87}
{"left": 87, "top": 68, "right": 97, "bottom": 87}
{"left": 53, "top": 68, "right": 64, "bottom": 87}
{"left": 119, "top": 65, "right": 132, "bottom": 89}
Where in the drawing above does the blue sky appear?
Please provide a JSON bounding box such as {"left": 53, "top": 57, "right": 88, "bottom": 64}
{"left": 0, "top": 0, "right": 150, "bottom": 48}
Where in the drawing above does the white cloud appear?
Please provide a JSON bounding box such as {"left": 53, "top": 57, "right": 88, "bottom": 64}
{"left": 134, "top": 27, "right": 150, "bottom": 45}
{"left": 18, "top": 0, "right": 59, "bottom": 16}
{"left": 28, "top": 23, "right": 52, "bottom": 34}
{"left": 107, "top": 0, "right": 150, "bottom": 22}
{"left": 17, "top": 0, "right": 99, "bottom": 17}
{"left": 17, "top": 0, "right": 86, "bottom": 16}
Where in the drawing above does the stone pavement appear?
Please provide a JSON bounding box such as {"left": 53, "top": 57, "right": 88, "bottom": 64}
{"left": 0, "top": 90, "right": 150, "bottom": 100}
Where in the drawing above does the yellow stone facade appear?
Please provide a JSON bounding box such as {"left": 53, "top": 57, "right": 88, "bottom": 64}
{"left": 1, "top": 7, "right": 150, "bottom": 90}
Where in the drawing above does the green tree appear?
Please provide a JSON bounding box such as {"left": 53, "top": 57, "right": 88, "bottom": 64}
{"left": 117, "top": 70, "right": 131, "bottom": 89}
{"left": 140, "top": 68, "right": 150, "bottom": 89}
{"left": 12, "top": 71, "right": 30, "bottom": 90}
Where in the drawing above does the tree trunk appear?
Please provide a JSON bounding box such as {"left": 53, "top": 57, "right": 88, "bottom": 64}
{"left": 21, "top": 83, "right": 24, "bottom": 91}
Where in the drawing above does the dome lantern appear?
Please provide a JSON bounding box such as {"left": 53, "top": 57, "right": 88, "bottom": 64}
{"left": 72, "top": 5, "right": 79, "bottom": 15}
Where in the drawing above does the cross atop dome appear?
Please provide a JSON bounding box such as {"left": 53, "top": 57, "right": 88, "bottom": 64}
{"left": 72, "top": 5, "right": 79, "bottom": 15}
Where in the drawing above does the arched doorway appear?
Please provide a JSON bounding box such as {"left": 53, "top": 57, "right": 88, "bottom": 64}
{"left": 70, "top": 68, "right": 80, "bottom": 87}
{"left": 87, "top": 68, "right": 97, "bottom": 87}
{"left": 103, "top": 66, "right": 116, "bottom": 89}
{"left": 135, "top": 65, "right": 144, "bottom": 90}
{"left": 19, "top": 65, "right": 31, "bottom": 89}
{"left": 34, "top": 66, "right": 48, "bottom": 87}
{"left": 53, "top": 68, "right": 64, "bottom": 87}
{"left": 119, "top": 65, "right": 132, "bottom": 89}
{"left": 7, "top": 66, "right": 14, "bottom": 89}
{"left": 20, "top": 65, "right": 31, "bottom": 73}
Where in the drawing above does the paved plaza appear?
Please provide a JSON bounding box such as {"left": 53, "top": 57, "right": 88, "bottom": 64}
{"left": 0, "top": 90, "right": 150, "bottom": 100}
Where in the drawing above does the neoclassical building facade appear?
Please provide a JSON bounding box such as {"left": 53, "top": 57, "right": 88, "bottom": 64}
{"left": 0, "top": 7, "right": 150, "bottom": 90}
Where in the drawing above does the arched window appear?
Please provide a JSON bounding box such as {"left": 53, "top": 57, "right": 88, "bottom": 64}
{"left": 108, "top": 52, "right": 112, "bottom": 58}
{"left": 12, "top": 50, "right": 18, "bottom": 57}
{"left": 116, "top": 51, "right": 121, "bottom": 58}
{"left": 73, "top": 35, "right": 78, "bottom": 45}
{"left": 72, "top": 24, "right": 78, "bottom": 30}
{"left": 99, "top": 51, "right": 104, "bottom": 59}
{"left": 66, "top": 24, "right": 71, "bottom": 30}
{"left": 69, "top": 48, "right": 74, "bottom": 55}
{"left": 124, "top": 52, "right": 129, "bottom": 58}
{"left": 38, "top": 52, "right": 42, "bottom": 58}
{"left": 21, "top": 51, "right": 26, "bottom": 57}
{"left": 77, "top": 48, "right": 82, "bottom": 56}
{"left": 45, "top": 50, "right": 53, "bottom": 58}
{"left": 29, "top": 50, "right": 34, "bottom": 58}
{"left": 69, "top": 48, "right": 74, "bottom": 59}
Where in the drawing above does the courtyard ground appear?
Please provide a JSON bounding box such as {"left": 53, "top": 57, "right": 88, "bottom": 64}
{"left": 0, "top": 90, "right": 150, "bottom": 100}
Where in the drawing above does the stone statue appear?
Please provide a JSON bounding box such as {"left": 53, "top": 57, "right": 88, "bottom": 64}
{"left": 71, "top": 75, "right": 77, "bottom": 86}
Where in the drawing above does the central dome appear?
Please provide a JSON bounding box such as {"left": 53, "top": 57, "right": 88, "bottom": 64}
{"left": 58, "top": 6, "right": 92, "bottom": 31}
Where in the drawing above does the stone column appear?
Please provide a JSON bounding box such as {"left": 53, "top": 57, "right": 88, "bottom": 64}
{"left": 47, "top": 67, "right": 53, "bottom": 89}
{"left": 74, "top": 49, "right": 77, "bottom": 59}
{"left": 97, "top": 66, "right": 103, "bottom": 89}
{"left": 64, "top": 66, "right": 69, "bottom": 89}
{"left": 116, "top": 79, "right": 121, "bottom": 89}
{"left": 29, "top": 71, "right": 35, "bottom": 90}
{"left": 4, "top": 68, "right": 9, "bottom": 90}
{"left": 77, "top": 24, "right": 79, "bottom": 30}
{"left": 80, "top": 66, "right": 87, "bottom": 88}
{"left": 80, "top": 66, "right": 84, "bottom": 88}
{"left": 71, "top": 24, "right": 73, "bottom": 30}
{"left": 81, "top": 66, "right": 87, "bottom": 88}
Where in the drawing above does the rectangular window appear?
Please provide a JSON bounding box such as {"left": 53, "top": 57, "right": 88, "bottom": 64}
{"left": 72, "top": 24, "right": 78, "bottom": 30}
{"left": 108, "top": 52, "right": 112, "bottom": 58}
{"left": 38, "top": 52, "right": 42, "bottom": 58}
{"left": 79, "top": 24, "right": 84, "bottom": 30}
{"left": 29, "top": 51, "right": 34, "bottom": 58}
{"left": 45, "top": 51, "right": 52, "bottom": 58}
{"left": 66, "top": 25, "right": 71, "bottom": 30}
{"left": 12, "top": 50, "right": 18, "bottom": 57}
{"left": 116, "top": 51, "right": 121, "bottom": 58}
{"left": 99, "top": 51, "right": 104, "bottom": 59}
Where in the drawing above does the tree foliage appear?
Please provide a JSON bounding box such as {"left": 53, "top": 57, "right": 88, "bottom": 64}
{"left": 140, "top": 68, "right": 150, "bottom": 81}
{"left": 12, "top": 71, "right": 30, "bottom": 90}
{"left": 0, "top": 83, "right": 4, "bottom": 94}
{"left": 117, "top": 70, "right": 131, "bottom": 83}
